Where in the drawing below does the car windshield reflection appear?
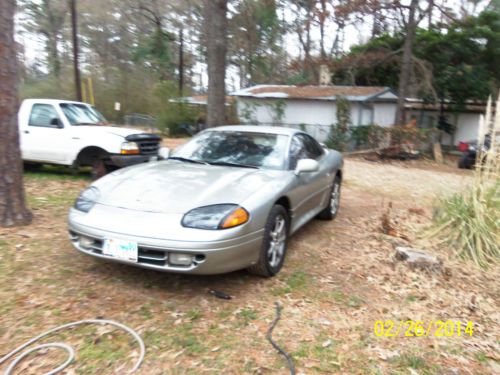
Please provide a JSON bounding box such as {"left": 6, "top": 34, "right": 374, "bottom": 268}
{"left": 172, "top": 131, "right": 289, "bottom": 170}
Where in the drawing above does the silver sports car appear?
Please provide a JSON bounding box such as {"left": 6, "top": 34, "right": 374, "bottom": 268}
{"left": 68, "top": 126, "right": 343, "bottom": 277}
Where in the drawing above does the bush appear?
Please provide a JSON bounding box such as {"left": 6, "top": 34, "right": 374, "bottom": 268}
{"left": 429, "top": 96, "right": 500, "bottom": 268}
{"left": 325, "top": 124, "right": 349, "bottom": 151}
{"left": 431, "top": 182, "right": 499, "bottom": 268}
{"left": 350, "top": 124, "right": 387, "bottom": 149}
{"left": 154, "top": 81, "right": 198, "bottom": 136}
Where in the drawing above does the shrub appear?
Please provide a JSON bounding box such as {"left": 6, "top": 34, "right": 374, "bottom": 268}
{"left": 429, "top": 96, "right": 500, "bottom": 268}
{"left": 326, "top": 96, "right": 351, "bottom": 151}
{"left": 350, "top": 124, "right": 387, "bottom": 149}
{"left": 153, "top": 81, "right": 198, "bottom": 136}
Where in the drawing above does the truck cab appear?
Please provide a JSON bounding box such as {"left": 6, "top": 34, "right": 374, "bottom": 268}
{"left": 18, "top": 99, "right": 162, "bottom": 178}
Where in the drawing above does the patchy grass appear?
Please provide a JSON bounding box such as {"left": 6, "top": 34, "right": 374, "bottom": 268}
{"left": 391, "top": 353, "right": 441, "bottom": 374}
{"left": 0, "top": 155, "right": 497, "bottom": 374}
{"left": 24, "top": 164, "right": 92, "bottom": 181}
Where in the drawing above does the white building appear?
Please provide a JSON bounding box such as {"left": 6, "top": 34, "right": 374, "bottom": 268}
{"left": 405, "top": 99, "right": 485, "bottom": 146}
{"left": 230, "top": 85, "right": 398, "bottom": 142}
{"left": 230, "top": 85, "right": 484, "bottom": 145}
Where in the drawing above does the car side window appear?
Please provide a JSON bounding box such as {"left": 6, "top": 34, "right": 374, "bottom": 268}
{"left": 28, "top": 104, "right": 62, "bottom": 128}
{"left": 298, "top": 134, "right": 324, "bottom": 160}
{"left": 289, "top": 135, "right": 308, "bottom": 170}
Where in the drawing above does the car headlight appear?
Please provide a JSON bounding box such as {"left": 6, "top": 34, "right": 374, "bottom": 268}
{"left": 74, "top": 186, "right": 100, "bottom": 213}
{"left": 182, "top": 204, "right": 249, "bottom": 230}
{"left": 121, "top": 141, "right": 139, "bottom": 155}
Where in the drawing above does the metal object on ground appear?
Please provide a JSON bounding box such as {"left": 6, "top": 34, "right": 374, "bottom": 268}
{"left": 0, "top": 319, "right": 145, "bottom": 375}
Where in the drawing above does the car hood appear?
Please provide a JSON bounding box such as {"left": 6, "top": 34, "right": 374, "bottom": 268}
{"left": 94, "top": 161, "right": 283, "bottom": 214}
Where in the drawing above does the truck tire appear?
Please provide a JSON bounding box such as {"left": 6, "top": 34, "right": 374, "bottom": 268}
{"left": 91, "top": 158, "right": 109, "bottom": 180}
{"left": 23, "top": 162, "right": 41, "bottom": 172}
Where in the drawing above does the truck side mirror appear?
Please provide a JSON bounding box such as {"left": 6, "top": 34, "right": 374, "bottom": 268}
{"left": 50, "top": 118, "right": 63, "bottom": 128}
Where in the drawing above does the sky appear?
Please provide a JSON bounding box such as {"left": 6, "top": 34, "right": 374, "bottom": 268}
{"left": 15, "top": 0, "right": 488, "bottom": 92}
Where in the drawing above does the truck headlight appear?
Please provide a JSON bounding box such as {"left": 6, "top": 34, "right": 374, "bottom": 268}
{"left": 121, "top": 141, "right": 139, "bottom": 155}
{"left": 74, "top": 186, "right": 100, "bottom": 213}
{"left": 182, "top": 204, "right": 249, "bottom": 230}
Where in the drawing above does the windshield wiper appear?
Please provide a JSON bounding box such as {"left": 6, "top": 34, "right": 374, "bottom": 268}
{"left": 74, "top": 122, "right": 98, "bottom": 126}
{"left": 168, "top": 156, "right": 209, "bottom": 165}
{"left": 208, "top": 161, "right": 259, "bottom": 169}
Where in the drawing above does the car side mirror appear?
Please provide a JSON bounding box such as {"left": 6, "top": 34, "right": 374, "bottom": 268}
{"left": 50, "top": 118, "right": 63, "bottom": 128}
{"left": 158, "top": 147, "right": 170, "bottom": 160}
{"left": 295, "top": 159, "right": 319, "bottom": 175}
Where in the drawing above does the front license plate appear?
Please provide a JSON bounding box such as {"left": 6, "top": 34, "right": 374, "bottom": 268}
{"left": 102, "top": 239, "right": 138, "bottom": 262}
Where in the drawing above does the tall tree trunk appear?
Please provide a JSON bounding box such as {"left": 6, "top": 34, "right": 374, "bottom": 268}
{"left": 70, "top": 0, "right": 82, "bottom": 101}
{"left": 47, "top": 33, "right": 61, "bottom": 78}
{"left": 319, "top": 0, "right": 327, "bottom": 60}
{"left": 178, "top": 27, "right": 184, "bottom": 95}
{"left": 203, "top": 0, "right": 227, "bottom": 128}
{"left": 395, "top": 0, "right": 419, "bottom": 125}
{"left": 0, "top": 0, "right": 32, "bottom": 227}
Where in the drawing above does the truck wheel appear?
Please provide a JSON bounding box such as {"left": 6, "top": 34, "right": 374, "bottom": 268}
{"left": 23, "top": 162, "right": 41, "bottom": 172}
{"left": 91, "top": 158, "right": 108, "bottom": 180}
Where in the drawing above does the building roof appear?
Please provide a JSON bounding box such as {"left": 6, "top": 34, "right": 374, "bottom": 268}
{"left": 170, "top": 95, "right": 234, "bottom": 106}
{"left": 405, "top": 98, "right": 490, "bottom": 113}
{"left": 230, "top": 85, "right": 397, "bottom": 102}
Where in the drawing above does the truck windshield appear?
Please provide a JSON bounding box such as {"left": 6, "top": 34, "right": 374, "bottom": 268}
{"left": 60, "top": 103, "right": 107, "bottom": 125}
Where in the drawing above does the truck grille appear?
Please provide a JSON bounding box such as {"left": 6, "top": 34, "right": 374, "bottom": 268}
{"left": 137, "top": 140, "right": 160, "bottom": 156}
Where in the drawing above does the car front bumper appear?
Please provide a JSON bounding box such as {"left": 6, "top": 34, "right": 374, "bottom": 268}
{"left": 68, "top": 219, "right": 264, "bottom": 275}
{"left": 108, "top": 154, "right": 157, "bottom": 168}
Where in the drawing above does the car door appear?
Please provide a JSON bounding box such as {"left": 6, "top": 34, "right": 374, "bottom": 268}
{"left": 287, "top": 134, "right": 329, "bottom": 229}
{"left": 21, "top": 103, "right": 70, "bottom": 163}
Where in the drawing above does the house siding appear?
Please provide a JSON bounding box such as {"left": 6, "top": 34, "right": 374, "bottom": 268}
{"left": 236, "top": 98, "right": 397, "bottom": 141}
{"left": 407, "top": 109, "right": 480, "bottom": 145}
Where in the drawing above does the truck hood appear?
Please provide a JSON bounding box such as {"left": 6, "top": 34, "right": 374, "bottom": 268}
{"left": 94, "top": 161, "right": 283, "bottom": 214}
{"left": 78, "top": 125, "right": 144, "bottom": 138}
{"left": 92, "top": 126, "right": 143, "bottom": 138}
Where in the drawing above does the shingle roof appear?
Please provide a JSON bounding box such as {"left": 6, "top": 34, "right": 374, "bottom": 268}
{"left": 231, "top": 85, "right": 396, "bottom": 101}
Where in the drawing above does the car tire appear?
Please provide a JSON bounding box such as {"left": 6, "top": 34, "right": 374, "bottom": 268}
{"left": 247, "top": 205, "right": 289, "bottom": 277}
{"left": 458, "top": 154, "right": 472, "bottom": 169}
{"left": 317, "top": 175, "right": 341, "bottom": 220}
{"left": 91, "top": 158, "right": 109, "bottom": 180}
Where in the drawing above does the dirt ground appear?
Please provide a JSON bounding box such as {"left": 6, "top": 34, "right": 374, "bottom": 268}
{"left": 0, "top": 153, "right": 498, "bottom": 374}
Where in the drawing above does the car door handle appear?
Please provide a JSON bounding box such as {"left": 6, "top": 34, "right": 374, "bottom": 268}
{"left": 72, "top": 137, "right": 80, "bottom": 140}
{"left": 24, "top": 130, "right": 30, "bottom": 134}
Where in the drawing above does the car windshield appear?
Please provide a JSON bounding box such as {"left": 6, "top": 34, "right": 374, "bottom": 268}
{"left": 60, "top": 103, "right": 107, "bottom": 125}
{"left": 173, "top": 130, "right": 289, "bottom": 170}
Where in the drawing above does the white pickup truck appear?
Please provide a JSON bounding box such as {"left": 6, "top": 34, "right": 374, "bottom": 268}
{"left": 19, "top": 99, "right": 162, "bottom": 178}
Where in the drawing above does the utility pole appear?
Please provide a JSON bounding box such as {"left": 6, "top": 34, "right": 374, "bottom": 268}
{"left": 179, "top": 26, "right": 184, "bottom": 96}
{"left": 70, "top": 0, "right": 82, "bottom": 101}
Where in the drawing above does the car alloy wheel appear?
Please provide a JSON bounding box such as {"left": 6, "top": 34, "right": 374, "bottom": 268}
{"left": 267, "top": 215, "right": 287, "bottom": 268}
{"left": 247, "top": 204, "right": 289, "bottom": 277}
{"left": 330, "top": 180, "right": 340, "bottom": 216}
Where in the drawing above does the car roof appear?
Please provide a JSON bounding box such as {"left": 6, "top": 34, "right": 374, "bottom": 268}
{"left": 23, "top": 98, "right": 92, "bottom": 106}
{"left": 207, "top": 125, "right": 301, "bottom": 136}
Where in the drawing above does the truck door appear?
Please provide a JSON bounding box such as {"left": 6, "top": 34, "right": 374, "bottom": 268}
{"left": 21, "top": 103, "right": 70, "bottom": 163}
